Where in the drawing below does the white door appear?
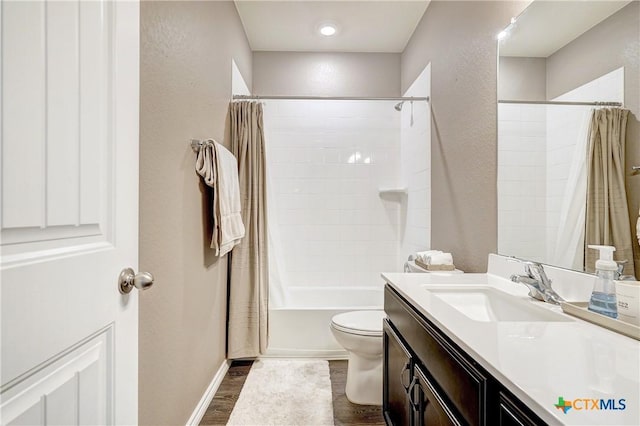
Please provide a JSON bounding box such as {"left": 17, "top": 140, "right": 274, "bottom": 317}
{"left": 0, "top": 1, "right": 143, "bottom": 424}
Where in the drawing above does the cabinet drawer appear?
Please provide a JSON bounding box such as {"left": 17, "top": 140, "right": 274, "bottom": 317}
{"left": 385, "top": 285, "right": 487, "bottom": 426}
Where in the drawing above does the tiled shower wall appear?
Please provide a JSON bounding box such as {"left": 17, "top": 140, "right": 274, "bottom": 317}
{"left": 498, "top": 68, "right": 624, "bottom": 265}
{"left": 497, "top": 104, "right": 547, "bottom": 261}
{"left": 264, "top": 100, "right": 402, "bottom": 290}
{"left": 399, "top": 65, "right": 431, "bottom": 261}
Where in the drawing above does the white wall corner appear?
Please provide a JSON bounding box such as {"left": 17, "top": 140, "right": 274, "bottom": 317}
{"left": 185, "top": 359, "right": 231, "bottom": 426}
{"left": 232, "top": 59, "right": 250, "bottom": 96}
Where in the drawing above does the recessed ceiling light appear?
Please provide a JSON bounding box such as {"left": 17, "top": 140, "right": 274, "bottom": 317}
{"left": 320, "top": 24, "right": 337, "bottom": 36}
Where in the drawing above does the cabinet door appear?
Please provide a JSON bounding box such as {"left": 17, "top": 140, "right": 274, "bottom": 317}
{"left": 384, "top": 320, "right": 413, "bottom": 426}
{"left": 498, "top": 393, "right": 543, "bottom": 426}
{"left": 412, "top": 366, "right": 462, "bottom": 426}
{"left": 385, "top": 285, "right": 486, "bottom": 426}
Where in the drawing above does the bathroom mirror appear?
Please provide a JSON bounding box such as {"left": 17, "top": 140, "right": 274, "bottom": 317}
{"left": 497, "top": 0, "right": 640, "bottom": 278}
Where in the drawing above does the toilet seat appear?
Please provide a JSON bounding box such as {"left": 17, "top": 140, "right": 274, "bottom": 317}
{"left": 331, "top": 310, "right": 386, "bottom": 337}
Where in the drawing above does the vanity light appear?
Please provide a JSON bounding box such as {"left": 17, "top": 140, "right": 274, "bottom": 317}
{"left": 320, "top": 24, "right": 337, "bottom": 36}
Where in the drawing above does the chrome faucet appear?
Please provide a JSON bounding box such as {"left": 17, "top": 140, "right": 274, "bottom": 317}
{"left": 510, "top": 261, "right": 564, "bottom": 305}
{"left": 615, "top": 260, "right": 637, "bottom": 281}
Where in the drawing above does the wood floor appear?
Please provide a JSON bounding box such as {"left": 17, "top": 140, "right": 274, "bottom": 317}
{"left": 329, "top": 360, "right": 386, "bottom": 426}
{"left": 200, "top": 361, "right": 253, "bottom": 425}
{"left": 199, "top": 360, "right": 385, "bottom": 426}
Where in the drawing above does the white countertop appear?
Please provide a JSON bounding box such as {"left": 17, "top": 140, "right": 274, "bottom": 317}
{"left": 382, "top": 265, "right": 640, "bottom": 425}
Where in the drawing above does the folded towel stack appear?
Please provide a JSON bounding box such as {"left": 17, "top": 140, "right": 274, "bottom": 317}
{"left": 415, "top": 250, "right": 455, "bottom": 271}
{"left": 415, "top": 250, "right": 437, "bottom": 263}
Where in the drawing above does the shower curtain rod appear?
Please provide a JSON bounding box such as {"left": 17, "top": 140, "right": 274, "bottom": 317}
{"left": 499, "top": 100, "right": 622, "bottom": 107}
{"left": 232, "top": 95, "right": 429, "bottom": 102}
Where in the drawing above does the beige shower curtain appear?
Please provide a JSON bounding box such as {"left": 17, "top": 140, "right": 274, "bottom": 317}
{"left": 227, "top": 101, "right": 269, "bottom": 359}
{"left": 585, "top": 108, "right": 635, "bottom": 275}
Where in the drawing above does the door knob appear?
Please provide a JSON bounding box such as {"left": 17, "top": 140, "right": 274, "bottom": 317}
{"left": 119, "top": 267, "right": 154, "bottom": 294}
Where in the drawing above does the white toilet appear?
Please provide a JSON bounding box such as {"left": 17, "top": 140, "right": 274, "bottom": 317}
{"left": 330, "top": 310, "right": 386, "bottom": 405}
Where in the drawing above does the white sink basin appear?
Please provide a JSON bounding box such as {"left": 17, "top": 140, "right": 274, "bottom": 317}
{"left": 428, "top": 287, "right": 572, "bottom": 322}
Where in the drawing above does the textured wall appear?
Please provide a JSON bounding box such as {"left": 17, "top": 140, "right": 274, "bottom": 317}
{"left": 253, "top": 51, "right": 401, "bottom": 97}
{"left": 498, "top": 57, "right": 546, "bottom": 101}
{"left": 545, "top": 2, "right": 638, "bottom": 101}
{"left": 139, "top": 2, "right": 252, "bottom": 425}
{"left": 401, "top": 1, "right": 529, "bottom": 272}
{"left": 546, "top": 2, "right": 640, "bottom": 278}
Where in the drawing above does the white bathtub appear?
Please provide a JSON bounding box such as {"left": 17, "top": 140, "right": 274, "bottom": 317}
{"left": 264, "top": 286, "right": 384, "bottom": 358}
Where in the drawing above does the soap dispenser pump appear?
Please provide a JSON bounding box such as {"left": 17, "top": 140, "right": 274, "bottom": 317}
{"left": 587, "top": 245, "right": 618, "bottom": 319}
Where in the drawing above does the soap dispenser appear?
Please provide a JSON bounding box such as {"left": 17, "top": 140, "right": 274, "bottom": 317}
{"left": 587, "top": 245, "right": 618, "bottom": 319}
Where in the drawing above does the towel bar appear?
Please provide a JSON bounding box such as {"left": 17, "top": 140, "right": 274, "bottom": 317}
{"left": 190, "top": 139, "right": 210, "bottom": 152}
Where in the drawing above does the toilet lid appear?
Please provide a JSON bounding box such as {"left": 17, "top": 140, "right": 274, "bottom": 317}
{"left": 331, "top": 310, "right": 386, "bottom": 336}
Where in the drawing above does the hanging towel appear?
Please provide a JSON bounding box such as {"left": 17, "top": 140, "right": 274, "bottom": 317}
{"left": 196, "top": 140, "right": 245, "bottom": 256}
{"left": 195, "top": 142, "right": 220, "bottom": 253}
{"left": 215, "top": 142, "right": 245, "bottom": 256}
{"left": 637, "top": 207, "right": 640, "bottom": 246}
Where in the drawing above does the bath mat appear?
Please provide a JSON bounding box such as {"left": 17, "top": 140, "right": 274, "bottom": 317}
{"left": 227, "top": 359, "right": 334, "bottom": 426}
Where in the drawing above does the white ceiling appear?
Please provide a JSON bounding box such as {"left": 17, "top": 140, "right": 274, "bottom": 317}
{"left": 499, "top": 0, "right": 631, "bottom": 58}
{"left": 234, "top": 1, "right": 430, "bottom": 53}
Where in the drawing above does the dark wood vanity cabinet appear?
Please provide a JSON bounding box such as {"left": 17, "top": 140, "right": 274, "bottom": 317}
{"left": 498, "top": 393, "right": 542, "bottom": 426}
{"left": 383, "top": 285, "right": 546, "bottom": 426}
{"left": 383, "top": 321, "right": 414, "bottom": 426}
{"left": 384, "top": 320, "right": 462, "bottom": 426}
{"left": 412, "top": 362, "right": 463, "bottom": 426}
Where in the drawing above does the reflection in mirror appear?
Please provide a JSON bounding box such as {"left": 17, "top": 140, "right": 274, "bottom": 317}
{"left": 497, "top": 1, "right": 640, "bottom": 279}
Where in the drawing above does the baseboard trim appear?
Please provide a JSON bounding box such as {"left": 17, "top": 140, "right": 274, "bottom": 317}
{"left": 186, "top": 359, "right": 230, "bottom": 426}
{"left": 261, "top": 348, "right": 348, "bottom": 360}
